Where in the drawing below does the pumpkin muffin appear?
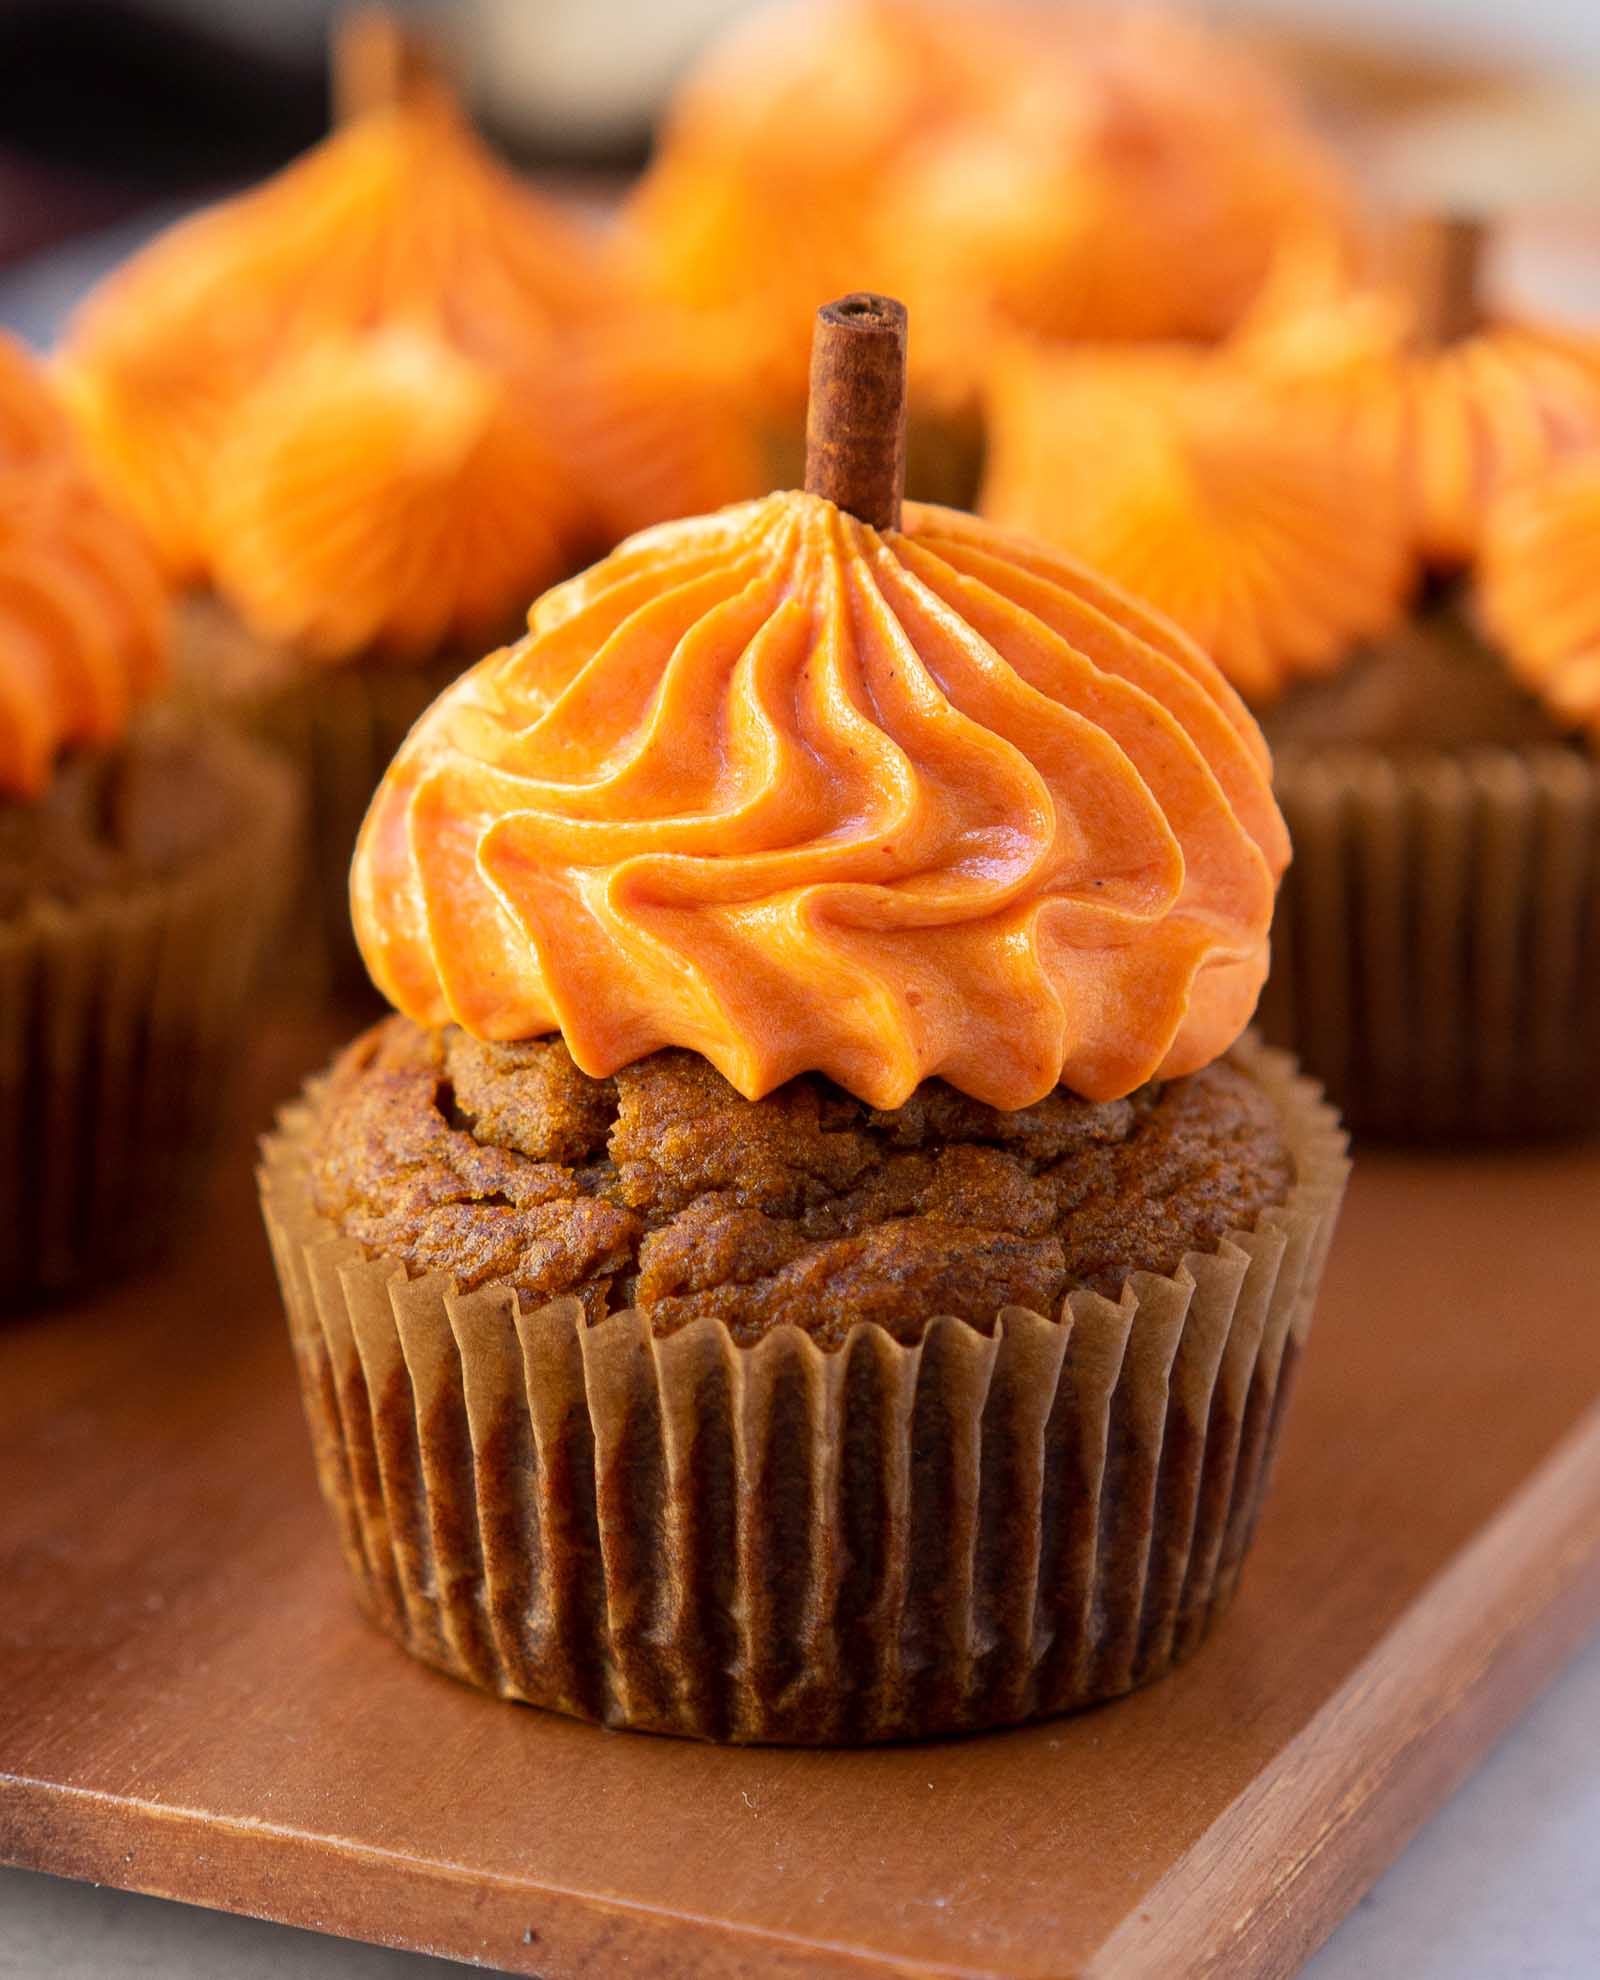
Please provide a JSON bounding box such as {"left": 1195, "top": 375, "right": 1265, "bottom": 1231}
{"left": 260, "top": 296, "right": 1347, "bottom": 1742}
{"left": 301, "top": 1020, "right": 1295, "bottom": 1347}
{"left": 0, "top": 330, "right": 294, "bottom": 1305}
{"left": 57, "top": 10, "right": 761, "bottom": 980}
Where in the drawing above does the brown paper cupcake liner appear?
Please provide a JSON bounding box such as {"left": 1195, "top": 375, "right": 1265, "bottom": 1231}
{"left": 246, "top": 659, "right": 465, "bottom": 991}
{"left": 0, "top": 725, "right": 298, "bottom": 1306}
{"left": 1259, "top": 745, "right": 1600, "bottom": 1139}
{"left": 175, "top": 598, "right": 470, "bottom": 993}
{"left": 259, "top": 1037, "right": 1347, "bottom": 1744}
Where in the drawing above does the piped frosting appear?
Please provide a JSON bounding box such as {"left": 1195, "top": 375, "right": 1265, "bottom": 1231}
{"left": 62, "top": 88, "right": 599, "bottom": 577}
{"left": 207, "top": 330, "right": 586, "bottom": 663}
{"left": 981, "top": 337, "right": 1413, "bottom": 702}
{"left": 624, "top": 0, "right": 1354, "bottom": 412}
{"left": 1233, "top": 233, "right": 1600, "bottom": 569}
{"left": 1397, "top": 326, "right": 1600, "bottom": 568}
{"left": 1477, "top": 455, "right": 1600, "bottom": 742}
{"left": 0, "top": 333, "right": 168, "bottom": 799}
{"left": 352, "top": 491, "right": 1287, "bottom": 1109}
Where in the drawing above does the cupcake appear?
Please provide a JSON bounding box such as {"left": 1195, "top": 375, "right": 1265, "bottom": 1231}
{"left": 621, "top": 0, "right": 1354, "bottom": 506}
{"left": 58, "top": 10, "right": 761, "bottom": 978}
{"left": 982, "top": 220, "right": 1600, "bottom": 1136}
{"left": 258, "top": 295, "right": 1347, "bottom": 1743}
{"left": 0, "top": 330, "right": 295, "bottom": 1306}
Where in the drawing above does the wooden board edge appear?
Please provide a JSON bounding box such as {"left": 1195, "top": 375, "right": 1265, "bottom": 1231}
{"left": 0, "top": 1782, "right": 997, "bottom": 1980}
{"left": 1087, "top": 1399, "right": 1600, "bottom": 1980}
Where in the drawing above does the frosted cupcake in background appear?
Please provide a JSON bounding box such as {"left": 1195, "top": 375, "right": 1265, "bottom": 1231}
{"left": 260, "top": 296, "right": 1347, "bottom": 1743}
{"left": 621, "top": 0, "right": 1356, "bottom": 507}
{"left": 981, "top": 218, "right": 1600, "bottom": 1136}
{"left": 0, "top": 331, "right": 295, "bottom": 1305}
{"left": 57, "top": 7, "right": 763, "bottom": 979}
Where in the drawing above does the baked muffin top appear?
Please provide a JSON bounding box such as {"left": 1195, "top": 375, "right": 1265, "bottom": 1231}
{"left": 307, "top": 1015, "right": 1294, "bottom": 1346}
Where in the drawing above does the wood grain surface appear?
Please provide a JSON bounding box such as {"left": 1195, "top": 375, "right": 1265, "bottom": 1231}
{"left": 2, "top": 1010, "right": 1599, "bottom": 1980}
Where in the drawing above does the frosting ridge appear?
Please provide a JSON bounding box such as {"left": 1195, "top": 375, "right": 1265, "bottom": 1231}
{"left": 353, "top": 492, "right": 1286, "bottom": 1108}
{"left": 981, "top": 339, "right": 1413, "bottom": 701}
{"left": 60, "top": 89, "right": 604, "bottom": 584}
{"left": 624, "top": 0, "right": 1354, "bottom": 411}
{"left": 0, "top": 333, "right": 168, "bottom": 798}
{"left": 208, "top": 329, "right": 585, "bottom": 663}
{"left": 1398, "top": 327, "right": 1600, "bottom": 567}
{"left": 1477, "top": 455, "right": 1600, "bottom": 742}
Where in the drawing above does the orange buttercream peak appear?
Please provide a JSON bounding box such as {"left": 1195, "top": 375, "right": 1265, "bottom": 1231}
{"left": 1237, "top": 226, "right": 1600, "bottom": 570}
{"left": 0, "top": 330, "right": 169, "bottom": 799}
{"left": 352, "top": 489, "right": 1287, "bottom": 1108}
{"left": 59, "top": 66, "right": 606, "bottom": 595}
{"left": 624, "top": 0, "right": 1357, "bottom": 418}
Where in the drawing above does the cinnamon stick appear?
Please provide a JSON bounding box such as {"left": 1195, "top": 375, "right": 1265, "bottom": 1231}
{"left": 804, "top": 294, "right": 908, "bottom": 532}
{"left": 1404, "top": 214, "right": 1487, "bottom": 348}
{"left": 333, "top": 5, "right": 450, "bottom": 123}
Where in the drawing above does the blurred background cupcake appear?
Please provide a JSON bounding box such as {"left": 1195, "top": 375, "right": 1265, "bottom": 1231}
{"left": 617, "top": 0, "right": 1357, "bottom": 504}
{"left": 0, "top": 329, "right": 294, "bottom": 1305}
{"left": 52, "top": 7, "right": 761, "bottom": 981}
{"left": 982, "top": 215, "right": 1600, "bottom": 1138}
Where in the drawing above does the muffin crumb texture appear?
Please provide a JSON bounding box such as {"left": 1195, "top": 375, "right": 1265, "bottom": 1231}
{"left": 308, "top": 1018, "right": 1295, "bottom": 1346}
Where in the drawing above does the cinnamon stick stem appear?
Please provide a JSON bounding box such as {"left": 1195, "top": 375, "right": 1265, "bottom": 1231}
{"left": 333, "top": 5, "right": 448, "bottom": 123}
{"left": 804, "top": 294, "right": 908, "bottom": 532}
{"left": 1406, "top": 214, "right": 1487, "bottom": 348}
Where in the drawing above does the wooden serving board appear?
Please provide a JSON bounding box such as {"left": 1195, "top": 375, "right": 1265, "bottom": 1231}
{"left": 3, "top": 1011, "right": 1599, "bottom": 1980}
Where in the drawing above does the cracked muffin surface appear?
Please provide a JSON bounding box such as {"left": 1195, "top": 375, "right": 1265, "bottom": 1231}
{"left": 305, "top": 1015, "right": 1296, "bottom": 1347}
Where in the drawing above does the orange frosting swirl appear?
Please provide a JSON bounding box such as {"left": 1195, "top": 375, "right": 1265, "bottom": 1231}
{"left": 353, "top": 492, "right": 1287, "bottom": 1109}
{"left": 60, "top": 86, "right": 604, "bottom": 583}
{"left": 0, "top": 332, "right": 75, "bottom": 468}
{"left": 1229, "top": 236, "right": 1600, "bottom": 570}
{"left": 207, "top": 330, "right": 586, "bottom": 664}
{"left": 1477, "top": 456, "right": 1600, "bottom": 742}
{"left": 880, "top": 10, "right": 1353, "bottom": 354}
{"left": 1396, "top": 328, "right": 1600, "bottom": 568}
{"left": 0, "top": 333, "right": 168, "bottom": 800}
{"left": 624, "top": 0, "right": 1354, "bottom": 412}
{"left": 981, "top": 339, "right": 1412, "bottom": 702}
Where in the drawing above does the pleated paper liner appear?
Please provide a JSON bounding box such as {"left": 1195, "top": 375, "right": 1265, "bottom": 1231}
{"left": 259, "top": 1038, "right": 1348, "bottom": 1745}
{"left": 0, "top": 721, "right": 297, "bottom": 1308}
{"left": 176, "top": 598, "right": 475, "bottom": 993}
{"left": 1259, "top": 744, "right": 1600, "bottom": 1140}
{"left": 248, "top": 659, "right": 469, "bottom": 989}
